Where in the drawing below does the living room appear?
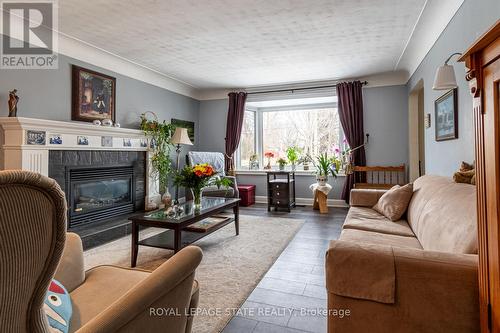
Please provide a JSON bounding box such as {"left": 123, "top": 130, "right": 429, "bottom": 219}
{"left": 0, "top": 1, "right": 499, "bottom": 333}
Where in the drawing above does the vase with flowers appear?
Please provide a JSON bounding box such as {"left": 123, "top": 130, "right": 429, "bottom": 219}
{"left": 173, "top": 163, "right": 232, "bottom": 211}
{"left": 264, "top": 152, "right": 274, "bottom": 169}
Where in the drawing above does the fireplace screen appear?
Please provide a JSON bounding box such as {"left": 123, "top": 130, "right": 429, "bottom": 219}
{"left": 68, "top": 166, "right": 135, "bottom": 227}
{"left": 74, "top": 178, "right": 131, "bottom": 213}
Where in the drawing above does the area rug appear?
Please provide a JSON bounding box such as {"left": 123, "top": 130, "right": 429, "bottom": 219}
{"left": 83, "top": 214, "right": 304, "bottom": 333}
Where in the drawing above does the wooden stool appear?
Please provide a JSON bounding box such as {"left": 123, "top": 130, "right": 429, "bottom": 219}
{"left": 313, "top": 190, "right": 328, "bottom": 214}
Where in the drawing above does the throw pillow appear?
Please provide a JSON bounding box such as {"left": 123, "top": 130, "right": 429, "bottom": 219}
{"left": 373, "top": 183, "right": 414, "bottom": 221}
{"left": 44, "top": 279, "right": 72, "bottom": 333}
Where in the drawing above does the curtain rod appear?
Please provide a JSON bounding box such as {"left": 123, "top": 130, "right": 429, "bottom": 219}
{"left": 246, "top": 81, "right": 368, "bottom": 95}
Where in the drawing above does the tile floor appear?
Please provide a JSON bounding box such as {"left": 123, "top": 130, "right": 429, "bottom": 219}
{"left": 221, "top": 204, "right": 347, "bottom": 333}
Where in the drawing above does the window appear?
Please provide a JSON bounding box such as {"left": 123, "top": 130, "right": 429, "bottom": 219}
{"left": 238, "top": 110, "right": 256, "bottom": 168}
{"left": 237, "top": 95, "right": 343, "bottom": 169}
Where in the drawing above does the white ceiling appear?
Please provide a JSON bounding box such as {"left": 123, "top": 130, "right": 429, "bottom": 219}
{"left": 58, "top": 0, "right": 428, "bottom": 90}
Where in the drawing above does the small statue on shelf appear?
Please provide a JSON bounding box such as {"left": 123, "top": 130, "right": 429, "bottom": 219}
{"left": 8, "top": 89, "right": 19, "bottom": 117}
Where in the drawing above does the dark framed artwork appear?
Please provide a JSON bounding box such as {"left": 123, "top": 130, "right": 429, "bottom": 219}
{"left": 72, "top": 65, "right": 116, "bottom": 123}
{"left": 171, "top": 118, "right": 195, "bottom": 143}
{"left": 435, "top": 88, "right": 458, "bottom": 141}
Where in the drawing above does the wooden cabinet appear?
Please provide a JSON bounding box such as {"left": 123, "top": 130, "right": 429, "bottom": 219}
{"left": 460, "top": 19, "right": 500, "bottom": 333}
{"left": 266, "top": 171, "right": 296, "bottom": 212}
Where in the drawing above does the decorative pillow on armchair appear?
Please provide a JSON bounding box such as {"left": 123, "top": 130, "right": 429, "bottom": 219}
{"left": 373, "top": 183, "right": 414, "bottom": 221}
{"left": 44, "top": 279, "right": 72, "bottom": 333}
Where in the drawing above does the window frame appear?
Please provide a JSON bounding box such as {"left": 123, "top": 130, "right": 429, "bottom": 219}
{"left": 236, "top": 100, "right": 344, "bottom": 170}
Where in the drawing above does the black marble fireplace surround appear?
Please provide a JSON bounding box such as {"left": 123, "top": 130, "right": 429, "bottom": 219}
{"left": 49, "top": 150, "right": 146, "bottom": 249}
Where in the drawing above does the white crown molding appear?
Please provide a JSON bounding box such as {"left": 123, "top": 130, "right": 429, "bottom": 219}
{"left": 395, "top": 0, "right": 465, "bottom": 79}
{"left": 57, "top": 33, "right": 200, "bottom": 99}
{"left": 197, "top": 71, "right": 410, "bottom": 101}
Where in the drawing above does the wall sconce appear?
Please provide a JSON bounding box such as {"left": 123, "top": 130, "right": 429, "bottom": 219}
{"left": 432, "top": 52, "right": 462, "bottom": 90}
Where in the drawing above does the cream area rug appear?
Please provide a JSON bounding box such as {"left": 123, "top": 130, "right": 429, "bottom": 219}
{"left": 83, "top": 214, "right": 304, "bottom": 333}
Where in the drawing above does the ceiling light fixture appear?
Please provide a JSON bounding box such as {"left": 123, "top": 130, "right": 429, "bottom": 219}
{"left": 432, "top": 52, "right": 462, "bottom": 90}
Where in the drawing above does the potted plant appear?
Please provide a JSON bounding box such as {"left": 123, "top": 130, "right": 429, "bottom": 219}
{"left": 286, "top": 146, "right": 301, "bottom": 171}
{"left": 299, "top": 152, "right": 313, "bottom": 171}
{"left": 277, "top": 158, "right": 287, "bottom": 171}
{"left": 314, "top": 153, "right": 337, "bottom": 185}
{"left": 173, "top": 163, "right": 232, "bottom": 211}
{"left": 249, "top": 153, "right": 259, "bottom": 170}
{"left": 264, "top": 152, "right": 275, "bottom": 169}
{"left": 140, "top": 112, "right": 175, "bottom": 206}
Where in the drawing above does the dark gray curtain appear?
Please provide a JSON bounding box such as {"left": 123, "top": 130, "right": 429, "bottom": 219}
{"left": 337, "top": 81, "right": 366, "bottom": 203}
{"left": 225, "top": 92, "right": 247, "bottom": 173}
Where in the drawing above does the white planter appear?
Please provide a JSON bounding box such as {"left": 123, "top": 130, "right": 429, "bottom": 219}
{"left": 316, "top": 175, "right": 328, "bottom": 186}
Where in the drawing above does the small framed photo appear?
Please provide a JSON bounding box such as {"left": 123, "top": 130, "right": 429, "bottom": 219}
{"left": 72, "top": 65, "right": 116, "bottom": 123}
{"left": 101, "top": 136, "right": 113, "bottom": 147}
{"left": 123, "top": 138, "right": 132, "bottom": 147}
{"left": 49, "top": 134, "right": 62, "bottom": 145}
{"left": 77, "top": 136, "right": 89, "bottom": 145}
{"left": 140, "top": 138, "right": 148, "bottom": 147}
{"left": 26, "top": 130, "right": 46, "bottom": 145}
{"left": 435, "top": 89, "right": 458, "bottom": 141}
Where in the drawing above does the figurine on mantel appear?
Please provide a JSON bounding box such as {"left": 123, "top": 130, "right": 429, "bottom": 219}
{"left": 8, "top": 89, "right": 19, "bottom": 117}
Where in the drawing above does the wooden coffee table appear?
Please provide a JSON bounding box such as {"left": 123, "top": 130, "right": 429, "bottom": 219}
{"left": 129, "top": 197, "right": 240, "bottom": 267}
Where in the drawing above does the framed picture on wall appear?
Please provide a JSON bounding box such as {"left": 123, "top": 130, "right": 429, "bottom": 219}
{"left": 72, "top": 65, "right": 116, "bottom": 123}
{"left": 435, "top": 88, "right": 458, "bottom": 141}
{"left": 171, "top": 118, "right": 195, "bottom": 143}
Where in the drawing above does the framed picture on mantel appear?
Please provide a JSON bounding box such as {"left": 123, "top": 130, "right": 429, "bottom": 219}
{"left": 435, "top": 88, "right": 458, "bottom": 141}
{"left": 72, "top": 65, "right": 116, "bottom": 123}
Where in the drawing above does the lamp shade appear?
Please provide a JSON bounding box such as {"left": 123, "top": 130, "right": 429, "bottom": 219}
{"left": 432, "top": 64, "right": 457, "bottom": 90}
{"left": 171, "top": 127, "right": 193, "bottom": 145}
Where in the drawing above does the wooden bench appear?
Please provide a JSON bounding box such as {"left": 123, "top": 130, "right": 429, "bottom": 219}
{"left": 353, "top": 165, "right": 406, "bottom": 190}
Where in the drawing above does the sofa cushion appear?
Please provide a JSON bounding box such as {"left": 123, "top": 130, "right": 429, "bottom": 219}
{"left": 340, "top": 229, "right": 423, "bottom": 250}
{"left": 69, "top": 265, "right": 150, "bottom": 331}
{"left": 373, "top": 183, "right": 414, "bottom": 221}
{"left": 343, "top": 207, "right": 415, "bottom": 237}
{"left": 407, "top": 175, "right": 477, "bottom": 254}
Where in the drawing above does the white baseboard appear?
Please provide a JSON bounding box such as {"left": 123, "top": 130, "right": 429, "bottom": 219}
{"left": 254, "top": 195, "right": 348, "bottom": 208}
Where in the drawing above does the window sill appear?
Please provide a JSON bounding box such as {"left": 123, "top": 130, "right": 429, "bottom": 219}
{"left": 235, "top": 169, "right": 346, "bottom": 177}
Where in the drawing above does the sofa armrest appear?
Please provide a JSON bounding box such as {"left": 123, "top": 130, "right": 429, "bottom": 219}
{"left": 326, "top": 241, "right": 479, "bottom": 332}
{"left": 349, "top": 189, "right": 386, "bottom": 207}
{"left": 76, "top": 246, "right": 203, "bottom": 333}
{"left": 54, "top": 232, "right": 85, "bottom": 292}
{"left": 224, "top": 175, "right": 239, "bottom": 198}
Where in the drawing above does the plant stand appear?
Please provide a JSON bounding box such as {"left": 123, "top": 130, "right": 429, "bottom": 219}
{"left": 310, "top": 183, "right": 332, "bottom": 214}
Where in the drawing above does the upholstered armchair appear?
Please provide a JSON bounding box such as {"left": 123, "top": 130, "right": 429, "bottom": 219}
{"left": 0, "top": 170, "right": 202, "bottom": 333}
{"left": 185, "top": 151, "right": 239, "bottom": 199}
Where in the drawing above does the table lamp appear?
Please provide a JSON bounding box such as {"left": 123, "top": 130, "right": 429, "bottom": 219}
{"left": 171, "top": 127, "right": 193, "bottom": 203}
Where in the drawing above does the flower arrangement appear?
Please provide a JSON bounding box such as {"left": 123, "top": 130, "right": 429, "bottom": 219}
{"left": 264, "top": 151, "right": 275, "bottom": 170}
{"left": 173, "top": 163, "right": 232, "bottom": 209}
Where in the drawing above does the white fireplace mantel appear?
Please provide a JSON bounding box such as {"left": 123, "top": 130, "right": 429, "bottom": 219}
{"left": 0, "top": 117, "right": 160, "bottom": 205}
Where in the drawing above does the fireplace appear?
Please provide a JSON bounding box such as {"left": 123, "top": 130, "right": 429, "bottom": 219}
{"left": 67, "top": 166, "right": 135, "bottom": 228}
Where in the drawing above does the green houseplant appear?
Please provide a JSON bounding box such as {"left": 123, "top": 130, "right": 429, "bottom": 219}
{"left": 277, "top": 158, "right": 287, "bottom": 171}
{"left": 286, "top": 146, "right": 301, "bottom": 171}
{"left": 140, "top": 112, "right": 175, "bottom": 204}
{"left": 314, "top": 153, "right": 337, "bottom": 185}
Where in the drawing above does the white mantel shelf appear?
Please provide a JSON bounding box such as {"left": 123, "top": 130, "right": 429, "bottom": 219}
{"left": 0, "top": 117, "right": 160, "bottom": 205}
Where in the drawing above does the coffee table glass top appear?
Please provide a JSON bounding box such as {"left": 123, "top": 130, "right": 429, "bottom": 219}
{"left": 143, "top": 197, "right": 239, "bottom": 222}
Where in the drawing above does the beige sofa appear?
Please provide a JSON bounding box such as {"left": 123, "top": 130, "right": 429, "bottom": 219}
{"left": 326, "top": 175, "right": 479, "bottom": 332}
{"left": 0, "top": 170, "right": 202, "bottom": 333}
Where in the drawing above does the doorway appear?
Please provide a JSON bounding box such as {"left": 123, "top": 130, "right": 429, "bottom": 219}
{"left": 409, "top": 80, "right": 425, "bottom": 182}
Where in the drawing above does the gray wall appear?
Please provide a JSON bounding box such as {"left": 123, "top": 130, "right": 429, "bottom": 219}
{"left": 0, "top": 41, "right": 199, "bottom": 133}
{"left": 363, "top": 85, "right": 408, "bottom": 166}
{"left": 198, "top": 85, "right": 408, "bottom": 199}
{"left": 407, "top": 0, "right": 500, "bottom": 176}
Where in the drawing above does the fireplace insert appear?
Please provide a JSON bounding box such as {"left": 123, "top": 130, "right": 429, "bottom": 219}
{"left": 67, "top": 166, "right": 135, "bottom": 228}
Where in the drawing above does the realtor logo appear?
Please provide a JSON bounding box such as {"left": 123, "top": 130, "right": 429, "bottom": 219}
{"left": 1, "top": 1, "right": 58, "bottom": 68}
